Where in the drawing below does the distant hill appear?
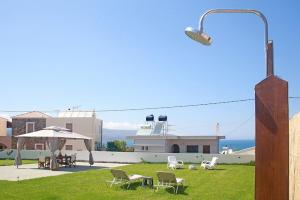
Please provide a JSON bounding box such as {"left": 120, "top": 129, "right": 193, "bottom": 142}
{"left": 102, "top": 129, "right": 136, "bottom": 146}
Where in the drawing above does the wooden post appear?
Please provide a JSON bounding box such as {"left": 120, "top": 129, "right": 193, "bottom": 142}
{"left": 255, "top": 75, "right": 289, "bottom": 200}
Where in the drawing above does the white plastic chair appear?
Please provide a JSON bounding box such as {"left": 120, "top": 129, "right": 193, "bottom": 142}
{"left": 201, "top": 157, "right": 218, "bottom": 170}
{"left": 167, "top": 156, "right": 184, "bottom": 169}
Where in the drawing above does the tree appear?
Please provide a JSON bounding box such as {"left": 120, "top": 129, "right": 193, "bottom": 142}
{"left": 106, "top": 140, "right": 127, "bottom": 152}
{"left": 94, "top": 141, "right": 102, "bottom": 151}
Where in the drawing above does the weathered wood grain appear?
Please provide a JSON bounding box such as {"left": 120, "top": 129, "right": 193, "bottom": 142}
{"left": 255, "top": 75, "right": 289, "bottom": 200}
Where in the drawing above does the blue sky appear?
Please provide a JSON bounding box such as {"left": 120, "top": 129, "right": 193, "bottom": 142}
{"left": 0, "top": 0, "right": 299, "bottom": 139}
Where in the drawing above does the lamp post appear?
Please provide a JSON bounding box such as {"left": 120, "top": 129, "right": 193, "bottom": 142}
{"left": 185, "top": 9, "right": 289, "bottom": 200}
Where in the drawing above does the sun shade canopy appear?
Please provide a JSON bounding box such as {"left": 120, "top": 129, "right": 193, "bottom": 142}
{"left": 14, "top": 126, "right": 94, "bottom": 169}
{"left": 15, "top": 126, "right": 91, "bottom": 140}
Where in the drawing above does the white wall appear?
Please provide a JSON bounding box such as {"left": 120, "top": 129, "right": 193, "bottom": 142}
{"left": 46, "top": 117, "right": 102, "bottom": 150}
{"left": 134, "top": 138, "right": 166, "bottom": 152}
{"left": 133, "top": 138, "right": 220, "bottom": 154}
{"left": 166, "top": 139, "right": 219, "bottom": 153}
{"left": 135, "top": 146, "right": 166, "bottom": 153}
{"left": 0, "top": 150, "right": 255, "bottom": 164}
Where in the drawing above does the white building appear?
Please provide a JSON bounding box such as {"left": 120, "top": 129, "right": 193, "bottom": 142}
{"left": 127, "top": 115, "right": 225, "bottom": 153}
{"left": 46, "top": 111, "right": 103, "bottom": 151}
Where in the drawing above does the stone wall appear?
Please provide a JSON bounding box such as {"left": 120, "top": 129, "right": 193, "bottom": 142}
{"left": 0, "top": 136, "right": 11, "bottom": 149}
{"left": 12, "top": 118, "right": 47, "bottom": 150}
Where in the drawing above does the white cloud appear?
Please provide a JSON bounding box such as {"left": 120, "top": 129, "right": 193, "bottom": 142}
{"left": 103, "top": 122, "right": 141, "bottom": 130}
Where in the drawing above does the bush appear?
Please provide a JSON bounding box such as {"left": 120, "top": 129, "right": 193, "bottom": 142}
{"left": 126, "top": 147, "right": 134, "bottom": 152}
{"left": 247, "top": 161, "right": 255, "bottom": 166}
{"left": 94, "top": 141, "right": 102, "bottom": 151}
{"left": 106, "top": 140, "right": 127, "bottom": 152}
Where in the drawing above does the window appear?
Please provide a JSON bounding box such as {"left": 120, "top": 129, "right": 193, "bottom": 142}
{"left": 171, "top": 144, "right": 180, "bottom": 153}
{"left": 203, "top": 145, "right": 211, "bottom": 154}
{"left": 0, "top": 144, "right": 7, "bottom": 150}
{"left": 65, "top": 145, "right": 73, "bottom": 150}
{"left": 141, "top": 146, "right": 148, "bottom": 151}
{"left": 26, "top": 122, "right": 35, "bottom": 133}
{"left": 66, "top": 123, "right": 73, "bottom": 132}
{"left": 187, "top": 145, "right": 199, "bottom": 153}
{"left": 35, "top": 143, "right": 44, "bottom": 150}
{"left": 6, "top": 128, "right": 12, "bottom": 136}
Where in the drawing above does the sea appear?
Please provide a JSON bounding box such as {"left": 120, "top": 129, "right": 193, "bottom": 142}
{"left": 219, "top": 140, "right": 255, "bottom": 151}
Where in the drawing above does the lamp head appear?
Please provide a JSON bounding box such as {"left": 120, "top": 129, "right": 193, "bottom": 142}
{"left": 185, "top": 27, "right": 212, "bottom": 45}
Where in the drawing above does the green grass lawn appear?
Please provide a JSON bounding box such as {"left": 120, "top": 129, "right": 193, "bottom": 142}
{"left": 0, "top": 159, "right": 36, "bottom": 166}
{"left": 0, "top": 163, "right": 254, "bottom": 200}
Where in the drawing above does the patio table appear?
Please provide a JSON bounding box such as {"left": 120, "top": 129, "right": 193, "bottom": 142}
{"left": 142, "top": 176, "right": 153, "bottom": 188}
{"left": 61, "top": 156, "right": 72, "bottom": 167}
{"left": 44, "top": 155, "right": 71, "bottom": 169}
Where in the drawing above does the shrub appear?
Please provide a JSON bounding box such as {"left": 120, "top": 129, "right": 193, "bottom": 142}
{"left": 106, "top": 140, "right": 127, "bottom": 152}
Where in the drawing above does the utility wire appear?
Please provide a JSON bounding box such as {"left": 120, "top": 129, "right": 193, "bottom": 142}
{"left": 226, "top": 114, "right": 255, "bottom": 135}
{"left": 99, "top": 96, "right": 300, "bottom": 112}
{"left": 0, "top": 96, "right": 299, "bottom": 113}
{"left": 96, "top": 98, "right": 255, "bottom": 112}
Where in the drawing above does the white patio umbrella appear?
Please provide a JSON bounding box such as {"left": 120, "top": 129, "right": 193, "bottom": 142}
{"left": 14, "top": 126, "right": 94, "bottom": 170}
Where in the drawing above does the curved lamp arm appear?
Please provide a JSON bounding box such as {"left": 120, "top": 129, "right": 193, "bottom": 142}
{"left": 198, "top": 9, "right": 274, "bottom": 77}
{"left": 199, "top": 9, "right": 269, "bottom": 45}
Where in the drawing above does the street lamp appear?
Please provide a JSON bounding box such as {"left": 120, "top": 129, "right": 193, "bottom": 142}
{"left": 185, "top": 9, "right": 274, "bottom": 77}
{"left": 185, "top": 9, "right": 289, "bottom": 200}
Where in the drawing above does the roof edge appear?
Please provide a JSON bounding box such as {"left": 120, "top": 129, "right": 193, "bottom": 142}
{"left": 13, "top": 111, "right": 52, "bottom": 119}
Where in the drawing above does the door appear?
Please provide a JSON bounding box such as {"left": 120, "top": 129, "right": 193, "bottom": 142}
{"left": 203, "top": 145, "right": 210, "bottom": 154}
{"left": 171, "top": 144, "right": 180, "bottom": 153}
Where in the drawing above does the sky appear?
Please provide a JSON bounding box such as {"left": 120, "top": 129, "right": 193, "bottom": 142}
{"left": 0, "top": 0, "right": 299, "bottom": 139}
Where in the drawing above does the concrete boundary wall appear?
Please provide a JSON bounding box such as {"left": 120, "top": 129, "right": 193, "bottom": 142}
{"left": 0, "top": 150, "right": 254, "bottom": 164}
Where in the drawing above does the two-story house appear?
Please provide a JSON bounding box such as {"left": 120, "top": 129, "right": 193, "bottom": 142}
{"left": 12, "top": 111, "right": 50, "bottom": 150}
{"left": 12, "top": 111, "right": 103, "bottom": 151}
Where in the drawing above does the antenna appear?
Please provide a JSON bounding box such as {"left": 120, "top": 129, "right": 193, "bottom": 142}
{"left": 72, "top": 105, "right": 81, "bottom": 110}
{"left": 215, "top": 122, "right": 220, "bottom": 136}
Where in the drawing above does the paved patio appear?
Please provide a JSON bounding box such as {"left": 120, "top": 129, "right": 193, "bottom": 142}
{"left": 0, "top": 162, "right": 129, "bottom": 181}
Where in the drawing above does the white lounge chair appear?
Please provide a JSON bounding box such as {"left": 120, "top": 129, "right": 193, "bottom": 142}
{"left": 155, "top": 171, "right": 184, "bottom": 194}
{"left": 106, "top": 169, "right": 144, "bottom": 189}
{"left": 201, "top": 157, "right": 218, "bottom": 170}
{"left": 167, "top": 156, "right": 184, "bottom": 169}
